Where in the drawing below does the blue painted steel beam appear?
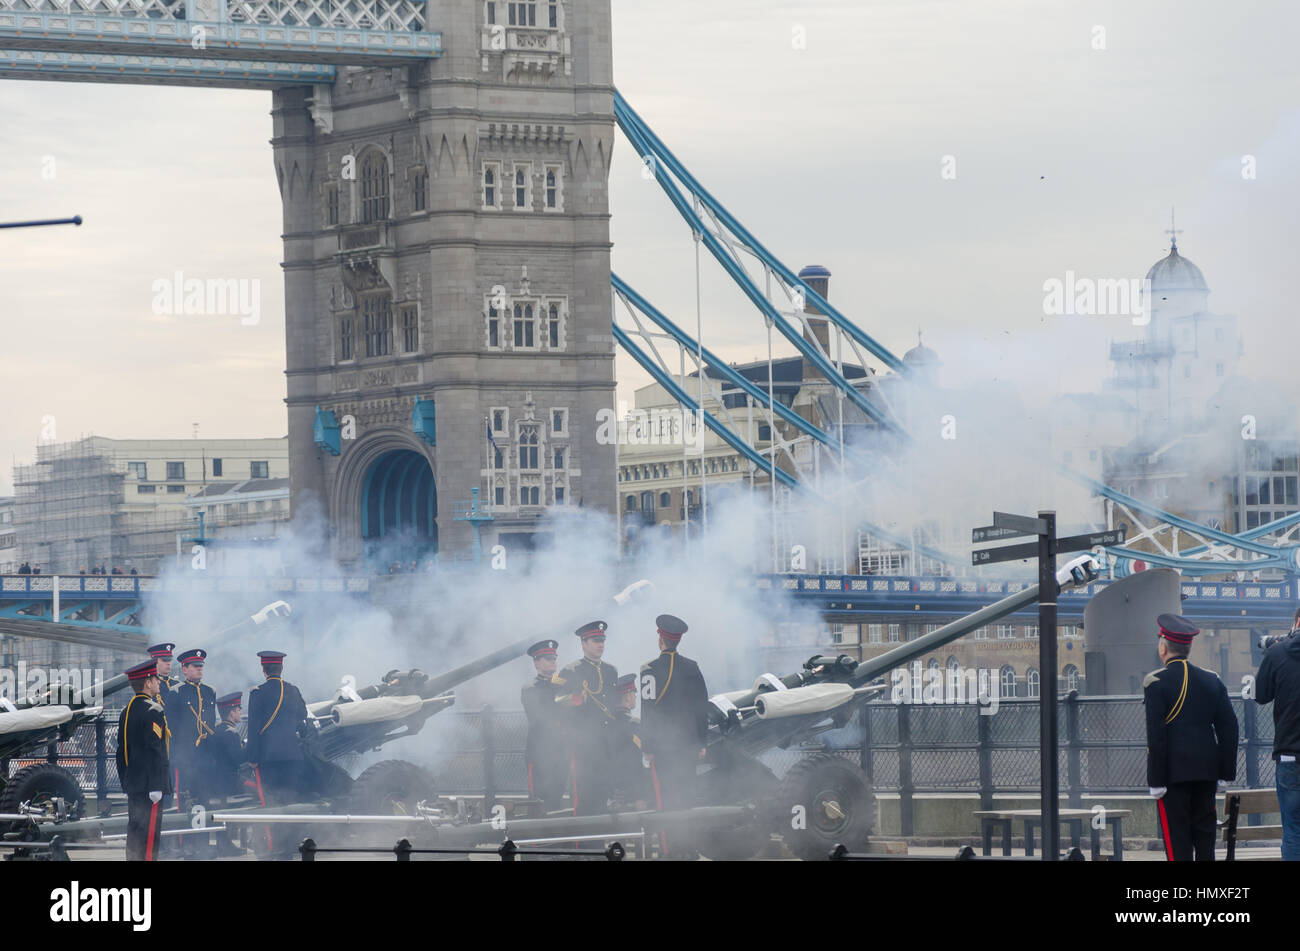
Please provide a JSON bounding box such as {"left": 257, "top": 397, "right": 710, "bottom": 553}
{"left": 0, "top": 48, "right": 334, "bottom": 86}
{"left": 0, "top": 14, "right": 440, "bottom": 65}
{"left": 614, "top": 91, "right": 907, "bottom": 375}
{"left": 614, "top": 103, "right": 905, "bottom": 437}
{"left": 613, "top": 324, "right": 798, "bottom": 489}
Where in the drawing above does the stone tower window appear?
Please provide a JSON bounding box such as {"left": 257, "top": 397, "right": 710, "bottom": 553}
{"left": 412, "top": 167, "right": 427, "bottom": 212}
{"left": 326, "top": 184, "right": 339, "bottom": 226}
{"left": 488, "top": 302, "right": 501, "bottom": 348}
{"left": 512, "top": 301, "right": 536, "bottom": 348}
{"left": 360, "top": 151, "right": 390, "bottom": 223}
{"left": 362, "top": 293, "right": 393, "bottom": 357}
{"left": 401, "top": 305, "right": 418, "bottom": 353}
{"left": 519, "top": 425, "right": 539, "bottom": 470}
{"left": 547, "top": 301, "right": 561, "bottom": 348}
{"left": 340, "top": 317, "right": 354, "bottom": 361}
{"left": 544, "top": 165, "right": 562, "bottom": 211}
{"left": 513, "top": 162, "right": 531, "bottom": 210}
{"left": 482, "top": 163, "right": 500, "bottom": 209}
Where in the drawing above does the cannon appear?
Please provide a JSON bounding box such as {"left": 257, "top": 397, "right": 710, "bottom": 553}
{"left": 693, "top": 554, "right": 1102, "bottom": 860}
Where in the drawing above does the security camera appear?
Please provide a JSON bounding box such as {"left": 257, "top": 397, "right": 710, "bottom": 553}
{"left": 1056, "top": 554, "right": 1100, "bottom": 591}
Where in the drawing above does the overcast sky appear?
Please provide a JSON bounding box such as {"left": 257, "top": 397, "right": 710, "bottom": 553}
{"left": 2, "top": 0, "right": 1297, "bottom": 494}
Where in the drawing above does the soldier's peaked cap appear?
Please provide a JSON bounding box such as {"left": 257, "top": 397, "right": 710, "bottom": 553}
{"left": 656, "top": 614, "right": 688, "bottom": 642}
{"left": 258, "top": 650, "right": 287, "bottom": 666}
{"left": 527, "top": 639, "right": 559, "bottom": 658}
{"left": 146, "top": 642, "right": 176, "bottom": 659}
{"left": 216, "top": 692, "right": 242, "bottom": 709}
{"left": 125, "top": 659, "right": 159, "bottom": 682}
{"left": 575, "top": 620, "right": 607, "bottom": 639}
{"left": 177, "top": 648, "right": 207, "bottom": 665}
{"left": 1157, "top": 613, "right": 1199, "bottom": 645}
{"left": 616, "top": 673, "right": 637, "bottom": 692}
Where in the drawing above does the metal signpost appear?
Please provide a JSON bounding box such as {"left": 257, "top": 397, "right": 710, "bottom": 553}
{"left": 972, "top": 512, "right": 1124, "bottom": 860}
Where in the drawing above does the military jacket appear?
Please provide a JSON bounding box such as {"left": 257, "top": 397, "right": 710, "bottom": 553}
{"left": 640, "top": 650, "right": 710, "bottom": 755}
{"left": 115, "top": 694, "right": 172, "bottom": 795}
{"left": 245, "top": 677, "right": 307, "bottom": 764}
{"left": 1144, "top": 659, "right": 1239, "bottom": 787}
{"left": 170, "top": 680, "right": 218, "bottom": 756}
{"left": 206, "top": 722, "right": 247, "bottom": 797}
{"left": 552, "top": 658, "right": 620, "bottom": 730}
{"left": 521, "top": 675, "right": 565, "bottom": 767}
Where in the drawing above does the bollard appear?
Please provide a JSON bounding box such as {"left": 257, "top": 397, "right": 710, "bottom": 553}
{"left": 300, "top": 838, "right": 317, "bottom": 862}
{"left": 498, "top": 838, "right": 518, "bottom": 862}
{"left": 604, "top": 841, "right": 626, "bottom": 862}
{"left": 394, "top": 838, "right": 412, "bottom": 862}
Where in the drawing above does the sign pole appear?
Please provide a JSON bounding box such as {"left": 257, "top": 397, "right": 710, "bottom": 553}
{"left": 1037, "top": 510, "right": 1058, "bottom": 860}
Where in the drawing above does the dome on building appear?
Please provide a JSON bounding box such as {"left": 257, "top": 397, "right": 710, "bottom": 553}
{"left": 797, "top": 264, "right": 832, "bottom": 281}
{"left": 903, "top": 331, "right": 939, "bottom": 366}
{"left": 1145, "top": 241, "right": 1208, "bottom": 292}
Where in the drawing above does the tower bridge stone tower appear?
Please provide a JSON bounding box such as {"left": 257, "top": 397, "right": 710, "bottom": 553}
{"left": 271, "top": 0, "right": 615, "bottom": 566}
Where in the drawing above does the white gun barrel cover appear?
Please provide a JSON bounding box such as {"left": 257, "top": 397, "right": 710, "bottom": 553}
{"left": 0, "top": 704, "right": 92, "bottom": 735}
{"left": 324, "top": 695, "right": 427, "bottom": 728}
{"left": 754, "top": 682, "right": 855, "bottom": 719}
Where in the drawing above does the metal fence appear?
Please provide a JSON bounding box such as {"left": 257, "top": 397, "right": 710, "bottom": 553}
{"left": 5, "top": 695, "right": 1278, "bottom": 831}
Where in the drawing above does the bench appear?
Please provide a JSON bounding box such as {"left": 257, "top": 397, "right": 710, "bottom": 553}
{"left": 1221, "top": 789, "right": 1283, "bottom": 860}
{"left": 974, "top": 808, "right": 1131, "bottom": 861}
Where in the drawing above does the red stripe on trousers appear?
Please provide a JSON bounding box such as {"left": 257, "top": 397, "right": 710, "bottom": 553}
{"left": 650, "top": 758, "right": 667, "bottom": 855}
{"left": 1157, "top": 798, "right": 1175, "bottom": 861}
{"left": 145, "top": 801, "right": 160, "bottom": 861}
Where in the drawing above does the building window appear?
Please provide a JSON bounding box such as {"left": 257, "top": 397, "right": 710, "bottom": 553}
{"left": 251, "top": 461, "right": 269, "bottom": 479}
{"left": 492, "top": 408, "right": 508, "bottom": 435}
{"left": 482, "top": 163, "right": 500, "bottom": 209}
{"left": 513, "top": 301, "right": 535, "bottom": 348}
{"left": 137, "top": 484, "right": 156, "bottom": 495}
{"left": 521, "top": 485, "right": 540, "bottom": 505}
{"left": 1027, "top": 668, "right": 1040, "bottom": 698}
{"left": 547, "top": 301, "right": 561, "bottom": 348}
{"left": 887, "top": 624, "right": 900, "bottom": 643}
{"left": 553, "top": 448, "right": 564, "bottom": 470}
{"left": 997, "top": 624, "right": 1016, "bottom": 640}
{"left": 360, "top": 151, "right": 390, "bottom": 223}
{"left": 486, "top": 1, "right": 496, "bottom": 23}
{"left": 548, "top": 0, "right": 557, "bottom": 28}
{"left": 127, "top": 462, "right": 147, "bottom": 480}
{"left": 167, "top": 484, "right": 186, "bottom": 494}
{"left": 488, "top": 303, "right": 500, "bottom": 348}
{"left": 552, "top": 408, "right": 567, "bottom": 434}
{"left": 519, "top": 426, "right": 539, "bottom": 470}
{"left": 508, "top": 0, "right": 536, "bottom": 26}
{"left": 495, "top": 485, "right": 506, "bottom": 506}
{"left": 544, "top": 165, "right": 562, "bottom": 211}
{"left": 555, "top": 486, "right": 565, "bottom": 504}
{"left": 212, "top": 458, "right": 222, "bottom": 477}
{"left": 1063, "top": 664, "right": 1080, "bottom": 692}
{"left": 758, "top": 425, "right": 771, "bottom": 441}
{"left": 1024, "top": 624, "right": 1038, "bottom": 639}
{"left": 974, "top": 626, "right": 988, "bottom": 640}
{"left": 493, "top": 446, "right": 504, "bottom": 469}
{"left": 166, "top": 462, "right": 185, "bottom": 481}
{"left": 868, "top": 624, "right": 883, "bottom": 645}
{"left": 626, "top": 495, "right": 637, "bottom": 511}
{"left": 412, "top": 167, "right": 427, "bottom": 212}
{"left": 513, "top": 163, "right": 531, "bottom": 210}
{"left": 401, "top": 306, "right": 418, "bottom": 353}
{"left": 326, "top": 184, "right": 339, "bottom": 226}
{"left": 659, "top": 491, "right": 670, "bottom": 509}
{"left": 363, "top": 294, "right": 393, "bottom": 357}
{"left": 340, "top": 317, "right": 354, "bottom": 361}
{"left": 1000, "top": 666, "right": 1017, "bottom": 698}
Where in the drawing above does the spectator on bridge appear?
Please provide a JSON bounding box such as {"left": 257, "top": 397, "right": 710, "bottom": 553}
{"left": 32, "top": 565, "right": 40, "bottom": 575}
{"left": 130, "top": 567, "right": 138, "bottom": 576}
{"left": 112, "top": 566, "right": 123, "bottom": 575}
{"left": 1253, "top": 607, "right": 1300, "bottom": 861}
{"left": 79, "top": 566, "right": 86, "bottom": 575}
{"left": 18, "top": 562, "right": 30, "bottom": 575}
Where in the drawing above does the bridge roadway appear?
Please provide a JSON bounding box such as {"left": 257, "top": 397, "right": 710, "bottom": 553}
{"left": 0, "top": 572, "right": 1294, "bottom": 652}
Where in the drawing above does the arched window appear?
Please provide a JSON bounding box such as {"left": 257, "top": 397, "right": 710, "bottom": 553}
{"left": 1063, "top": 664, "right": 1080, "bottom": 692}
{"left": 625, "top": 495, "right": 637, "bottom": 511}
{"left": 640, "top": 491, "right": 655, "bottom": 517}
{"left": 1026, "top": 667, "right": 1040, "bottom": 699}
{"left": 660, "top": 492, "right": 670, "bottom": 509}
{"left": 518, "top": 427, "right": 539, "bottom": 470}
{"left": 1000, "top": 665, "right": 1017, "bottom": 698}
{"left": 361, "top": 151, "right": 390, "bottom": 223}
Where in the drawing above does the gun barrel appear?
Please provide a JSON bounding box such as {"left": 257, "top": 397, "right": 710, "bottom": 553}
{"left": 417, "top": 636, "right": 536, "bottom": 699}
{"left": 851, "top": 583, "right": 1041, "bottom": 686}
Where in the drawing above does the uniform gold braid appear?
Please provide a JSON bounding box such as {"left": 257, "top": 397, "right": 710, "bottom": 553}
{"left": 581, "top": 659, "right": 615, "bottom": 720}
{"left": 122, "top": 694, "right": 138, "bottom": 767}
{"left": 1164, "top": 659, "right": 1189, "bottom": 724}
{"left": 187, "top": 683, "right": 215, "bottom": 747}
{"left": 653, "top": 651, "right": 675, "bottom": 704}
{"left": 259, "top": 678, "right": 285, "bottom": 735}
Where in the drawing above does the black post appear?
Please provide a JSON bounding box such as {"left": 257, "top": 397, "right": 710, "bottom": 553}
{"left": 46, "top": 742, "right": 58, "bottom": 765}
{"left": 95, "top": 717, "right": 107, "bottom": 811}
{"left": 977, "top": 699, "right": 993, "bottom": 811}
{"left": 1064, "top": 690, "right": 1081, "bottom": 808}
{"left": 1038, "top": 510, "right": 1059, "bottom": 860}
{"left": 300, "top": 838, "right": 317, "bottom": 862}
{"left": 897, "top": 702, "right": 914, "bottom": 836}
{"left": 1243, "top": 699, "right": 1260, "bottom": 790}
{"left": 394, "top": 838, "right": 412, "bottom": 862}
{"left": 481, "top": 704, "right": 497, "bottom": 815}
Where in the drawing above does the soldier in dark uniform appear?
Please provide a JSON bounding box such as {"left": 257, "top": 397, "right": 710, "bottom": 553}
{"left": 170, "top": 648, "right": 217, "bottom": 808}
{"left": 245, "top": 650, "right": 308, "bottom": 804}
{"left": 520, "top": 639, "right": 567, "bottom": 814}
{"left": 147, "top": 643, "right": 180, "bottom": 807}
{"left": 1144, "top": 614, "right": 1239, "bottom": 861}
{"left": 208, "top": 692, "right": 247, "bottom": 856}
{"left": 552, "top": 620, "right": 619, "bottom": 815}
{"left": 114, "top": 660, "right": 172, "bottom": 862}
{"left": 608, "top": 673, "right": 650, "bottom": 810}
{"left": 640, "top": 614, "right": 710, "bottom": 815}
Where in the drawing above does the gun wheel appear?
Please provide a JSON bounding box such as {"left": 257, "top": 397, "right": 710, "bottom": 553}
{"left": 0, "top": 763, "right": 86, "bottom": 832}
{"left": 350, "top": 759, "right": 436, "bottom": 816}
{"left": 775, "top": 753, "right": 874, "bottom": 861}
